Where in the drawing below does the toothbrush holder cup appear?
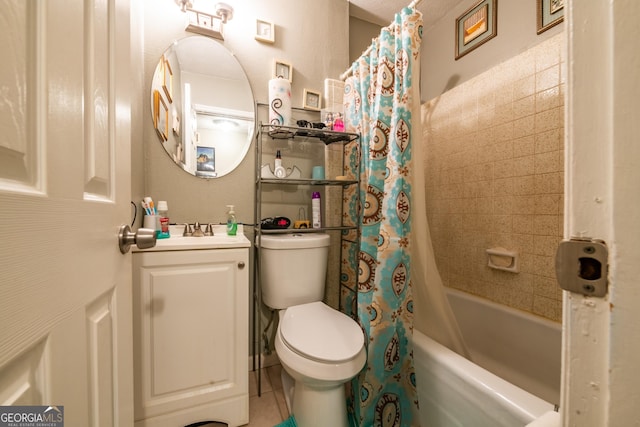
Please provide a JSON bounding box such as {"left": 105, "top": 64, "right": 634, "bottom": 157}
{"left": 312, "top": 166, "right": 325, "bottom": 180}
{"left": 143, "top": 215, "right": 159, "bottom": 231}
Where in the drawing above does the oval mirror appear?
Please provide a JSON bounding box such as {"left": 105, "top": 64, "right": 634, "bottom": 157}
{"left": 150, "top": 36, "right": 255, "bottom": 178}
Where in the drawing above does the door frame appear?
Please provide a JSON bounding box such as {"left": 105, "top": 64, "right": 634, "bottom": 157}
{"left": 563, "top": 0, "right": 640, "bottom": 424}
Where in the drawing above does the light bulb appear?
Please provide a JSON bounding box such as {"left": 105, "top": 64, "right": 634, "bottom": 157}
{"left": 175, "top": 0, "right": 192, "bottom": 12}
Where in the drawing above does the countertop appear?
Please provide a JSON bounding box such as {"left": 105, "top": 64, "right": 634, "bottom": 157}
{"left": 132, "top": 224, "right": 251, "bottom": 252}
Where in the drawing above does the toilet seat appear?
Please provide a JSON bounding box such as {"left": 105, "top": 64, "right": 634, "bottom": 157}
{"left": 280, "top": 302, "right": 364, "bottom": 363}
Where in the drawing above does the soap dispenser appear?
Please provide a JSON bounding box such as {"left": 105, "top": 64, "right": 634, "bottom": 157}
{"left": 226, "top": 205, "right": 237, "bottom": 236}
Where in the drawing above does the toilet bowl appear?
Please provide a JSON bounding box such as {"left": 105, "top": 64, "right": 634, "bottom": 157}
{"left": 258, "top": 233, "right": 366, "bottom": 426}
{"left": 275, "top": 302, "right": 366, "bottom": 427}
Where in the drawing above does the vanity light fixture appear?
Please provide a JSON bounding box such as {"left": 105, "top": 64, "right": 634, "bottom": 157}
{"left": 211, "top": 118, "right": 239, "bottom": 131}
{"left": 214, "top": 3, "right": 234, "bottom": 24}
{"left": 181, "top": 1, "right": 234, "bottom": 41}
{"left": 175, "top": 0, "right": 193, "bottom": 12}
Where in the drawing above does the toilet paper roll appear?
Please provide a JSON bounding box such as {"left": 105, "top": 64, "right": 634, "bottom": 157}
{"left": 269, "top": 77, "right": 292, "bottom": 127}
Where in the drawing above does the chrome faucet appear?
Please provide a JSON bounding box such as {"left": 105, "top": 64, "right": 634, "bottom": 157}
{"left": 191, "top": 222, "right": 204, "bottom": 237}
{"left": 183, "top": 222, "right": 214, "bottom": 237}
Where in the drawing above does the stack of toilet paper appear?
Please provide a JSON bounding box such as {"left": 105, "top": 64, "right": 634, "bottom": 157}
{"left": 268, "top": 77, "right": 291, "bottom": 127}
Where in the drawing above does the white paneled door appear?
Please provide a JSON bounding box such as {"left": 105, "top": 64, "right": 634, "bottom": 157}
{"left": 0, "top": 1, "right": 133, "bottom": 426}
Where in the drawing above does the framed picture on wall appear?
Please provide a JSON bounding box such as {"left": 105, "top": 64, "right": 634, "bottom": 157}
{"left": 255, "top": 19, "right": 275, "bottom": 43}
{"left": 455, "top": 0, "right": 497, "bottom": 60}
{"left": 153, "top": 90, "right": 168, "bottom": 141}
{"left": 196, "top": 146, "right": 216, "bottom": 177}
{"left": 273, "top": 59, "right": 292, "bottom": 82}
{"left": 303, "top": 89, "right": 321, "bottom": 111}
{"left": 162, "top": 57, "right": 173, "bottom": 103}
{"left": 536, "top": 0, "right": 564, "bottom": 34}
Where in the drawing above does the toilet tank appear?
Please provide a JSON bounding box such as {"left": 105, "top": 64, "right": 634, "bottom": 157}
{"left": 259, "top": 233, "right": 330, "bottom": 309}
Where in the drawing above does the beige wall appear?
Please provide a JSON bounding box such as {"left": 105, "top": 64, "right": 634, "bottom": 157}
{"left": 137, "top": 0, "right": 349, "bottom": 227}
{"left": 422, "top": 33, "right": 565, "bottom": 322}
{"left": 421, "top": 0, "right": 564, "bottom": 102}
{"left": 348, "top": 16, "right": 382, "bottom": 64}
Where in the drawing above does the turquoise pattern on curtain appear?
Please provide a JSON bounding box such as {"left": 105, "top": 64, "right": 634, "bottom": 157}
{"left": 343, "top": 7, "right": 423, "bottom": 427}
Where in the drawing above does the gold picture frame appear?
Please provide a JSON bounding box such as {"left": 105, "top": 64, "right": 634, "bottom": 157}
{"left": 455, "top": 0, "right": 497, "bottom": 60}
{"left": 162, "top": 57, "right": 173, "bottom": 104}
{"left": 153, "top": 90, "right": 169, "bottom": 141}
{"left": 536, "top": 0, "right": 564, "bottom": 34}
{"left": 303, "top": 89, "right": 321, "bottom": 111}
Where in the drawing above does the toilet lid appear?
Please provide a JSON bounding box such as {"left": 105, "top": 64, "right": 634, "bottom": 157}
{"left": 280, "top": 302, "right": 364, "bottom": 363}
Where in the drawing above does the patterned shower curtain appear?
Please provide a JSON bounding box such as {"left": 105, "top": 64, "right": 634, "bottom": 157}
{"left": 343, "top": 7, "right": 423, "bottom": 427}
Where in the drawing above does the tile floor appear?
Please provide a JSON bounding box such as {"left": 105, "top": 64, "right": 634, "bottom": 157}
{"left": 243, "top": 364, "right": 289, "bottom": 427}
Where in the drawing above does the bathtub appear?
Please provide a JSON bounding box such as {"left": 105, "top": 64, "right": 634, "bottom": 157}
{"left": 413, "top": 288, "right": 561, "bottom": 426}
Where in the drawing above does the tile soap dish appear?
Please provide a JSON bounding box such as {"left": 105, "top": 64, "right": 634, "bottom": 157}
{"left": 486, "top": 247, "right": 519, "bottom": 273}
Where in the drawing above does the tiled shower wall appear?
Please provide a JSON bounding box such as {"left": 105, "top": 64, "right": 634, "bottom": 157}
{"left": 422, "top": 33, "right": 565, "bottom": 322}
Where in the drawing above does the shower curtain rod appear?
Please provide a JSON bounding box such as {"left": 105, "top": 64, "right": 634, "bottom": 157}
{"left": 339, "top": 0, "right": 423, "bottom": 81}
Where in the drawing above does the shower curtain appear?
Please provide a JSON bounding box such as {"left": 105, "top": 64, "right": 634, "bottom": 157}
{"left": 343, "top": 7, "right": 423, "bottom": 427}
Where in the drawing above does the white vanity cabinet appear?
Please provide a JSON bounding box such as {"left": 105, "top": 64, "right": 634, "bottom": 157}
{"left": 132, "top": 229, "right": 250, "bottom": 427}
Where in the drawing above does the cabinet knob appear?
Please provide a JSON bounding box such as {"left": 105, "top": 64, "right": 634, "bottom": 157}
{"left": 238, "top": 261, "right": 245, "bottom": 269}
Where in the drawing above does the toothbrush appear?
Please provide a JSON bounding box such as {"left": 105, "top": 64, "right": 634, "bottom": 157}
{"left": 141, "top": 200, "right": 151, "bottom": 216}
{"left": 144, "top": 197, "right": 156, "bottom": 215}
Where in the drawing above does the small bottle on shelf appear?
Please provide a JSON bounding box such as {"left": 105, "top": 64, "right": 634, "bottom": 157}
{"left": 311, "top": 192, "right": 322, "bottom": 229}
{"left": 324, "top": 112, "right": 334, "bottom": 130}
{"left": 333, "top": 113, "right": 344, "bottom": 132}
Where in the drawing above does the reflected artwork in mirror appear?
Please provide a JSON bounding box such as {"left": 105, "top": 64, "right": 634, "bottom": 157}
{"left": 151, "top": 36, "right": 255, "bottom": 178}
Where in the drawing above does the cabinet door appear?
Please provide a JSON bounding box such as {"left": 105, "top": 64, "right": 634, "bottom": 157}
{"left": 133, "top": 249, "right": 249, "bottom": 426}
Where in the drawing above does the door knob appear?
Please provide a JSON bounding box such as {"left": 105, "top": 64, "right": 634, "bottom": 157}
{"left": 118, "top": 225, "right": 156, "bottom": 254}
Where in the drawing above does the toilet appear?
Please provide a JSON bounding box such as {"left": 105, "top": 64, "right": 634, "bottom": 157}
{"left": 259, "top": 233, "right": 366, "bottom": 427}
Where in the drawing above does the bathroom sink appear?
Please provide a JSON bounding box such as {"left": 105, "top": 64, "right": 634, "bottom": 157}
{"left": 132, "top": 224, "right": 250, "bottom": 251}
